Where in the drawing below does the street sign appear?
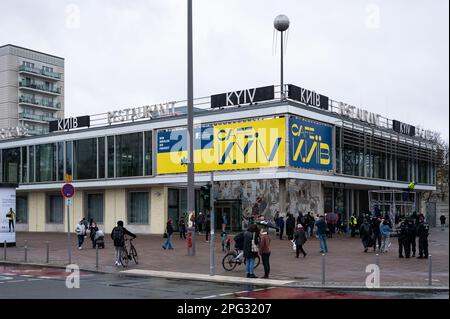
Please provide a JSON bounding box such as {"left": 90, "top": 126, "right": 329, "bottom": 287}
{"left": 65, "top": 198, "right": 73, "bottom": 206}
{"left": 61, "top": 183, "right": 75, "bottom": 198}
{"left": 64, "top": 174, "right": 73, "bottom": 182}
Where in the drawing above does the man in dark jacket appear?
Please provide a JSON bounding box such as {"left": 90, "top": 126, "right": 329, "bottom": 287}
{"left": 293, "top": 224, "right": 307, "bottom": 258}
{"left": 285, "top": 213, "right": 296, "bottom": 240}
{"left": 277, "top": 215, "right": 285, "bottom": 240}
{"left": 111, "top": 220, "right": 136, "bottom": 266}
{"left": 440, "top": 214, "right": 446, "bottom": 230}
{"left": 406, "top": 218, "right": 417, "bottom": 257}
{"left": 360, "top": 219, "right": 373, "bottom": 253}
{"left": 315, "top": 215, "right": 328, "bottom": 253}
{"left": 417, "top": 217, "right": 430, "bottom": 259}
{"left": 398, "top": 219, "right": 409, "bottom": 258}
{"left": 243, "top": 224, "right": 259, "bottom": 278}
{"left": 371, "top": 217, "right": 382, "bottom": 252}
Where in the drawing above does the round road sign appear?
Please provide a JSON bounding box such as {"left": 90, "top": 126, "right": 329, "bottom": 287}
{"left": 61, "top": 183, "right": 75, "bottom": 198}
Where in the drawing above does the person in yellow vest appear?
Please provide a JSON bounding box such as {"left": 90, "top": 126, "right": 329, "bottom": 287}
{"left": 408, "top": 181, "right": 415, "bottom": 191}
{"left": 350, "top": 213, "right": 358, "bottom": 237}
{"left": 6, "top": 208, "right": 15, "bottom": 232}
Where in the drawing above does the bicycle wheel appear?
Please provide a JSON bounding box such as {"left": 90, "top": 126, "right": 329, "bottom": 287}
{"left": 222, "top": 252, "right": 238, "bottom": 271}
{"left": 130, "top": 245, "right": 138, "bottom": 264}
{"left": 120, "top": 247, "right": 129, "bottom": 267}
{"left": 254, "top": 255, "right": 260, "bottom": 268}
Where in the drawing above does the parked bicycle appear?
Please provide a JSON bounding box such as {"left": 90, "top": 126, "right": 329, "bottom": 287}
{"left": 222, "top": 248, "right": 260, "bottom": 271}
{"left": 119, "top": 237, "right": 138, "bottom": 267}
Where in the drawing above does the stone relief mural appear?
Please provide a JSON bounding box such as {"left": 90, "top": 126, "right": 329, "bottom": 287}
{"left": 214, "top": 179, "right": 324, "bottom": 222}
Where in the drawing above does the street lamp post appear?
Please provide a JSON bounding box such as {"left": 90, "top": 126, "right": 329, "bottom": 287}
{"left": 274, "top": 15, "right": 290, "bottom": 99}
{"left": 187, "top": 0, "right": 196, "bottom": 256}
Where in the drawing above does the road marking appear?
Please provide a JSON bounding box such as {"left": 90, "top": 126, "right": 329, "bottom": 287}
{"left": 236, "top": 297, "right": 255, "bottom": 299}
{"left": 27, "top": 278, "right": 43, "bottom": 282}
{"left": 6, "top": 280, "right": 25, "bottom": 283}
{"left": 20, "top": 275, "right": 33, "bottom": 277}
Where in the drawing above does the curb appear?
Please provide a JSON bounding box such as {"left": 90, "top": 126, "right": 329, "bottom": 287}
{"left": 1, "top": 260, "right": 448, "bottom": 293}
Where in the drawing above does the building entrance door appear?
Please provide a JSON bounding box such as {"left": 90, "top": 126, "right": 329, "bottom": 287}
{"left": 215, "top": 200, "right": 242, "bottom": 232}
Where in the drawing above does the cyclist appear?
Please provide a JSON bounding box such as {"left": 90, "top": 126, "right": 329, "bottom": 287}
{"left": 233, "top": 232, "right": 245, "bottom": 261}
{"left": 111, "top": 220, "right": 136, "bottom": 266}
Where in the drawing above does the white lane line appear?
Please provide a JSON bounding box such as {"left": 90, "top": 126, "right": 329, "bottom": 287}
{"left": 20, "top": 275, "right": 33, "bottom": 277}
{"left": 237, "top": 297, "right": 255, "bottom": 299}
{"left": 27, "top": 278, "right": 43, "bottom": 281}
{"left": 5, "top": 280, "right": 25, "bottom": 283}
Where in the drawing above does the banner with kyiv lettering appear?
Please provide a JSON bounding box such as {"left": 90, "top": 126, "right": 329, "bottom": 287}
{"left": 289, "top": 116, "right": 333, "bottom": 171}
{"left": 157, "top": 117, "right": 286, "bottom": 174}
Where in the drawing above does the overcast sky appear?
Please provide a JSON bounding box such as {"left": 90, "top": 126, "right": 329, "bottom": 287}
{"left": 1, "top": 0, "right": 448, "bottom": 140}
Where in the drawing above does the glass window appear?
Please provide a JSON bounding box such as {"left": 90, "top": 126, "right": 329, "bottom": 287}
{"left": 86, "top": 193, "right": 104, "bottom": 224}
{"left": 116, "top": 133, "right": 143, "bottom": 177}
{"left": 98, "top": 137, "right": 105, "bottom": 179}
{"left": 418, "top": 160, "right": 429, "bottom": 184}
{"left": 127, "top": 191, "right": 149, "bottom": 224}
{"left": 16, "top": 195, "right": 28, "bottom": 224}
{"left": 57, "top": 142, "right": 64, "bottom": 181}
{"left": 66, "top": 141, "right": 73, "bottom": 176}
{"left": 29, "top": 146, "right": 35, "bottom": 183}
{"left": 168, "top": 189, "right": 180, "bottom": 230}
{"left": 36, "top": 144, "right": 56, "bottom": 182}
{"left": 21, "top": 146, "right": 28, "bottom": 183}
{"left": 107, "top": 136, "right": 114, "bottom": 178}
{"left": 73, "top": 138, "right": 97, "bottom": 180}
{"left": 47, "top": 195, "right": 63, "bottom": 224}
{"left": 2, "top": 148, "right": 20, "bottom": 183}
{"left": 144, "top": 131, "right": 152, "bottom": 176}
{"left": 397, "top": 158, "right": 409, "bottom": 182}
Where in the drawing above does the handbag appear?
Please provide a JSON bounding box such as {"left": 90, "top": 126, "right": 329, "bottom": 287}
{"left": 163, "top": 232, "right": 168, "bottom": 239}
{"left": 292, "top": 240, "right": 296, "bottom": 251}
{"left": 251, "top": 232, "right": 258, "bottom": 252}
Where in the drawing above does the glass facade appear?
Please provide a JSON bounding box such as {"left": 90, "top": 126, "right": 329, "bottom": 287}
{"left": 98, "top": 137, "right": 105, "bottom": 179}
{"left": 16, "top": 195, "right": 28, "bottom": 224}
{"left": 2, "top": 148, "right": 20, "bottom": 183}
{"left": 36, "top": 144, "right": 56, "bottom": 182}
{"left": 86, "top": 193, "right": 104, "bottom": 224}
{"left": 73, "top": 138, "right": 97, "bottom": 180}
{"left": 47, "top": 195, "right": 63, "bottom": 224}
{"left": 116, "top": 133, "right": 143, "bottom": 177}
{"left": 127, "top": 191, "right": 149, "bottom": 224}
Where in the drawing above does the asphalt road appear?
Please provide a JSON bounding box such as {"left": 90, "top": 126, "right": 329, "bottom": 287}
{"left": 0, "top": 265, "right": 447, "bottom": 299}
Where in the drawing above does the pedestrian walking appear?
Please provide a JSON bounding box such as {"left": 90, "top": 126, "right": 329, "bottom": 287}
{"left": 197, "top": 212, "right": 204, "bottom": 234}
{"left": 286, "top": 213, "right": 295, "bottom": 240}
{"left": 89, "top": 220, "right": 99, "bottom": 249}
{"left": 379, "top": 219, "right": 392, "bottom": 253}
{"left": 162, "top": 218, "right": 174, "bottom": 250}
{"left": 307, "top": 212, "right": 315, "bottom": 237}
{"left": 259, "top": 225, "right": 271, "bottom": 278}
{"left": 406, "top": 218, "right": 417, "bottom": 257}
{"left": 315, "top": 215, "right": 328, "bottom": 253}
{"left": 371, "top": 217, "right": 382, "bottom": 252}
{"left": 81, "top": 217, "right": 89, "bottom": 238}
{"left": 221, "top": 213, "right": 228, "bottom": 232}
{"left": 179, "top": 218, "right": 187, "bottom": 239}
{"left": 398, "top": 219, "right": 409, "bottom": 258}
{"left": 440, "top": 214, "right": 446, "bottom": 230}
{"left": 277, "top": 214, "right": 285, "bottom": 240}
{"left": 274, "top": 211, "right": 280, "bottom": 236}
{"left": 111, "top": 220, "right": 136, "bottom": 266}
{"left": 359, "top": 219, "right": 373, "bottom": 253}
{"left": 205, "top": 213, "right": 211, "bottom": 242}
{"left": 417, "top": 216, "right": 430, "bottom": 259}
{"left": 75, "top": 220, "right": 86, "bottom": 250}
{"left": 243, "top": 224, "right": 259, "bottom": 278}
{"left": 293, "top": 224, "right": 307, "bottom": 258}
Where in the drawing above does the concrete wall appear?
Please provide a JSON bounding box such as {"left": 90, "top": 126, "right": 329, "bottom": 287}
{"left": 27, "top": 192, "right": 46, "bottom": 232}
{"left": 150, "top": 186, "right": 168, "bottom": 235}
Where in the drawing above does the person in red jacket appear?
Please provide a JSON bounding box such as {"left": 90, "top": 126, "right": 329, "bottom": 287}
{"left": 259, "top": 225, "right": 271, "bottom": 279}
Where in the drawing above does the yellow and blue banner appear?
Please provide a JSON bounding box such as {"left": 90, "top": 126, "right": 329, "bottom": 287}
{"left": 289, "top": 116, "right": 333, "bottom": 171}
{"left": 157, "top": 117, "right": 286, "bottom": 174}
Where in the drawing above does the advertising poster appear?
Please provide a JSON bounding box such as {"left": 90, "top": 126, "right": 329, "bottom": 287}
{"left": 157, "top": 117, "right": 286, "bottom": 174}
{"left": 289, "top": 116, "right": 333, "bottom": 171}
{"left": 0, "top": 186, "right": 16, "bottom": 245}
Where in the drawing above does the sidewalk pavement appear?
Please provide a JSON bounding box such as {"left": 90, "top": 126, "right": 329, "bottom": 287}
{"left": 1, "top": 228, "right": 448, "bottom": 289}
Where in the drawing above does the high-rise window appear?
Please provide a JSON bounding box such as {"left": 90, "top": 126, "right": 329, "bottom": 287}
{"left": 98, "top": 137, "right": 105, "bottom": 178}
{"left": 127, "top": 191, "right": 149, "bottom": 224}
{"left": 73, "top": 138, "right": 97, "bottom": 180}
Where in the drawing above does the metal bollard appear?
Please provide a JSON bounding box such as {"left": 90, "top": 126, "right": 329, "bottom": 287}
{"left": 46, "top": 241, "right": 50, "bottom": 263}
{"left": 428, "top": 255, "right": 432, "bottom": 286}
{"left": 321, "top": 253, "right": 326, "bottom": 285}
{"left": 96, "top": 244, "right": 99, "bottom": 269}
{"left": 3, "top": 240, "right": 6, "bottom": 260}
{"left": 24, "top": 240, "right": 28, "bottom": 262}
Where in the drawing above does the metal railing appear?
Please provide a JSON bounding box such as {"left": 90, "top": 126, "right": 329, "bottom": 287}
{"left": 19, "top": 81, "right": 62, "bottom": 94}
{"left": 19, "top": 65, "right": 62, "bottom": 80}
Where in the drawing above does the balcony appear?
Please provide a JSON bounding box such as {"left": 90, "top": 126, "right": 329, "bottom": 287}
{"left": 19, "top": 81, "right": 61, "bottom": 95}
{"left": 19, "top": 65, "right": 62, "bottom": 80}
{"left": 19, "top": 113, "right": 57, "bottom": 123}
{"left": 19, "top": 96, "right": 61, "bottom": 110}
{"left": 26, "top": 127, "right": 49, "bottom": 136}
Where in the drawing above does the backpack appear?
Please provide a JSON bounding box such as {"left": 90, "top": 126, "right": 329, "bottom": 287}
{"left": 112, "top": 226, "right": 124, "bottom": 246}
{"left": 233, "top": 232, "right": 244, "bottom": 248}
{"left": 362, "top": 223, "right": 371, "bottom": 235}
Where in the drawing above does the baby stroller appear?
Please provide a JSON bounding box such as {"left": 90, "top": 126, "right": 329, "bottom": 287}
{"left": 94, "top": 229, "right": 105, "bottom": 249}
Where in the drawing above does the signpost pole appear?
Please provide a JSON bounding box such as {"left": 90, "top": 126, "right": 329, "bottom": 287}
{"left": 209, "top": 171, "right": 215, "bottom": 276}
{"left": 67, "top": 203, "right": 71, "bottom": 264}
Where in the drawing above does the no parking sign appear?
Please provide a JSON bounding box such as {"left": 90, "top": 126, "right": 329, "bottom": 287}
{"left": 61, "top": 184, "right": 75, "bottom": 198}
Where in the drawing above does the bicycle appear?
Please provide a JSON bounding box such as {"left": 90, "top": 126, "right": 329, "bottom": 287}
{"left": 222, "top": 248, "right": 260, "bottom": 271}
{"left": 119, "top": 238, "right": 138, "bottom": 267}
